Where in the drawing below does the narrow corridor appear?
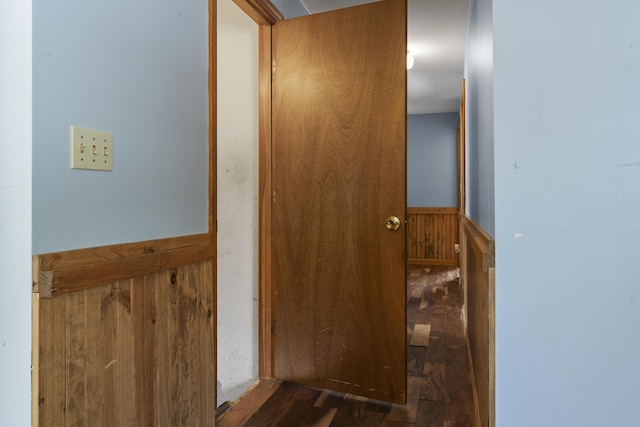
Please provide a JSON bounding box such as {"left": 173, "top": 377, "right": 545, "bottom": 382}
{"left": 217, "top": 266, "right": 474, "bottom": 426}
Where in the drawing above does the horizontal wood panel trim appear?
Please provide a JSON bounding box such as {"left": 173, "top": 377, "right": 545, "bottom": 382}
{"left": 233, "top": 0, "right": 283, "bottom": 26}
{"left": 464, "top": 217, "right": 495, "bottom": 265}
{"left": 34, "top": 234, "right": 214, "bottom": 298}
{"left": 407, "top": 258, "right": 458, "bottom": 266}
{"left": 407, "top": 207, "right": 458, "bottom": 215}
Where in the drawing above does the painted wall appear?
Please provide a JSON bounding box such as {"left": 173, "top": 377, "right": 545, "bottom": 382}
{"left": 0, "top": 1, "right": 32, "bottom": 424}
{"left": 407, "top": 113, "right": 459, "bottom": 207}
{"left": 490, "top": 0, "right": 640, "bottom": 425}
{"left": 217, "top": 0, "right": 260, "bottom": 403}
{"left": 272, "top": 0, "right": 309, "bottom": 18}
{"left": 32, "top": 0, "right": 209, "bottom": 254}
{"left": 464, "top": 0, "right": 494, "bottom": 236}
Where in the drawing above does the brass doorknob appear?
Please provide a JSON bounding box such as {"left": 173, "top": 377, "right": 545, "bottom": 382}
{"left": 385, "top": 216, "right": 401, "bottom": 231}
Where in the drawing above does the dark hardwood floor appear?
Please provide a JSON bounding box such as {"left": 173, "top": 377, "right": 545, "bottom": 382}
{"left": 217, "top": 266, "right": 475, "bottom": 426}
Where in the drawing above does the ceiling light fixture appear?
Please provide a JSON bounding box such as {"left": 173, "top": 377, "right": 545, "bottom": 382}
{"left": 407, "top": 52, "right": 415, "bottom": 70}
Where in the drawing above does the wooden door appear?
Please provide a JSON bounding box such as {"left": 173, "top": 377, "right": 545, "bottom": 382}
{"left": 271, "top": 0, "right": 407, "bottom": 404}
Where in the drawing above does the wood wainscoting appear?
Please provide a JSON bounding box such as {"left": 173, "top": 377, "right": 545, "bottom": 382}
{"left": 407, "top": 207, "right": 459, "bottom": 266}
{"left": 461, "top": 217, "right": 495, "bottom": 427}
{"left": 32, "top": 234, "right": 216, "bottom": 426}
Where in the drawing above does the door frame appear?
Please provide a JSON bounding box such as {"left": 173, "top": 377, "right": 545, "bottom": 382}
{"left": 231, "top": 0, "right": 283, "bottom": 378}
{"left": 234, "top": 0, "right": 409, "bottom": 382}
{"left": 231, "top": 2, "right": 494, "bottom": 424}
{"left": 257, "top": 22, "right": 276, "bottom": 378}
{"left": 233, "top": 0, "right": 466, "bottom": 381}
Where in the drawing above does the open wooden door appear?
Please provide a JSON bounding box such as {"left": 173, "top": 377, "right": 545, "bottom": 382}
{"left": 271, "top": 0, "right": 407, "bottom": 404}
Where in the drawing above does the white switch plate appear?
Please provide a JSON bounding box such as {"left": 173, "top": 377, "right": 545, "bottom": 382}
{"left": 70, "top": 126, "right": 112, "bottom": 171}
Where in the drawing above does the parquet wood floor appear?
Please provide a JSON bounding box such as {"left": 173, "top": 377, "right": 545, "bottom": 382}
{"left": 217, "top": 266, "right": 474, "bottom": 426}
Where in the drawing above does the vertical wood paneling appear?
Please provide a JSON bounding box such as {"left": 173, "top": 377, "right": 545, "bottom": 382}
{"left": 117, "top": 281, "right": 135, "bottom": 426}
{"left": 407, "top": 215, "right": 418, "bottom": 258}
{"left": 407, "top": 208, "right": 459, "bottom": 265}
{"left": 462, "top": 217, "right": 495, "bottom": 427}
{"left": 155, "top": 269, "right": 178, "bottom": 426}
{"left": 85, "top": 285, "right": 117, "bottom": 425}
{"left": 177, "top": 264, "right": 200, "bottom": 426}
{"left": 421, "top": 214, "right": 431, "bottom": 258}
{"left": 64, "top": 292, "right": 85, "bottom": 426}
{"left": 33, "top": 260, "right": 216, "bottom": 426}
{"left": 132, "top": 275, "right": 155, "bottom": 426}
{"left": 37, "top": 295, "right": 66, "bottom": 426}
{"left": 200, "top": 260, "right": 217, "bottom": 427}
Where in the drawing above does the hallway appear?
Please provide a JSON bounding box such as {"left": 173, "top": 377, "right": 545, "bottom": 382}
{"left": 216, "top": 266, "right": 474, "bottom": 426}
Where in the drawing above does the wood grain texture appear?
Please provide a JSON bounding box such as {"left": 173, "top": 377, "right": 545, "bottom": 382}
{"left": 258, "top": 23, "right": 274, "bottom": 380}
{"left": 421, "top": 362, "right": 446, "bottom": 401}
{"left": 34, "top": 234, "right": 214, "bottom": 297}
{"left": 36, "top": 293, "right": 66, "bottom": 426}
{"left": 462, "top": 216, "right": 495, "bottom": 427}
{"left": 271, "top": 0, "right": 407, "bottom": 404}
{"left": 31, "top": 294, "right": 41, "bottom": 427}
{"left": 33, "top": 261, "right": 216, "bottom": 426}
{"left": 217, "top": 380, "right": 284, "bottom": 427}
{"left": 133, "top": 275, "right": 156, "bottom": 426}
{"left": 407, "top": 207, "right": 459, "bottom": 265}
{"left": 219, "top": 266, "right": 474, "bottom": 426}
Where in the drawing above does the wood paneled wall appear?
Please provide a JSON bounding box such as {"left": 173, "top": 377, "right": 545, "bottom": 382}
{"left": 461, "top": 217, "right": 495, "bottom": 427}
{"left": 407, "top": 207, "right": 459, "bottom": 266}
{"left": 32, "top": 236, "right": 216, "bottom": 426}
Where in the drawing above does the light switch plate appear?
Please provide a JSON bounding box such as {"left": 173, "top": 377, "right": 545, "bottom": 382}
{"left": 70, "top": 126, "right": 112, "bottom": 171}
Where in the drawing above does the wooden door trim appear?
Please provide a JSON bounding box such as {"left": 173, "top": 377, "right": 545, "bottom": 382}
{"left": 233, "top": 0, "right": 283, "bottom": 382}
{"left": 458, "top": 78, "right": 466, "bottom": 216}
{"left": 209, "top": 0, "right": 217, "bottom": 236}
{"left": 232, "top": 0, "right": 283, "bottom": 25}
{"left": 258, "top": 24, "right": 274, "bottom": 379}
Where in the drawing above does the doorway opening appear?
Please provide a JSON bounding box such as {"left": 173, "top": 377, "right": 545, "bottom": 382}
{"left": 222, "top": 0, "right": 494, "bottom": 425}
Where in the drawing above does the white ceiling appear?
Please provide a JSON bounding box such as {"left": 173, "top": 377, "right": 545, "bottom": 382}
{"left": 271, "top": 0, "right": 470, "bottom": 115}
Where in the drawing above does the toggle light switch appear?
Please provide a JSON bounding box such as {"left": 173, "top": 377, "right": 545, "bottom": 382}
{"left": 70, "top": 126, "right": 112, "bottom": 171}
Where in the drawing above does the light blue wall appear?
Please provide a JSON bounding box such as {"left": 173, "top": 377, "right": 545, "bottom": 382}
{"left": 32, "top": 0, "right": 209, "bottom": 254}
{"left": 490, "top": 0, "right": 640, "bottom": 426}
{"left": 271, "top": 0, "right": 309, "bottom": 18}
{"left": 407, "top": 113, "right": 459, "bottom": 207}
{"left": 464, "top": 0, "right": 494, "bottom": 236}
{"left": 0, "top": 1, "right": 32, "bottom": 424}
